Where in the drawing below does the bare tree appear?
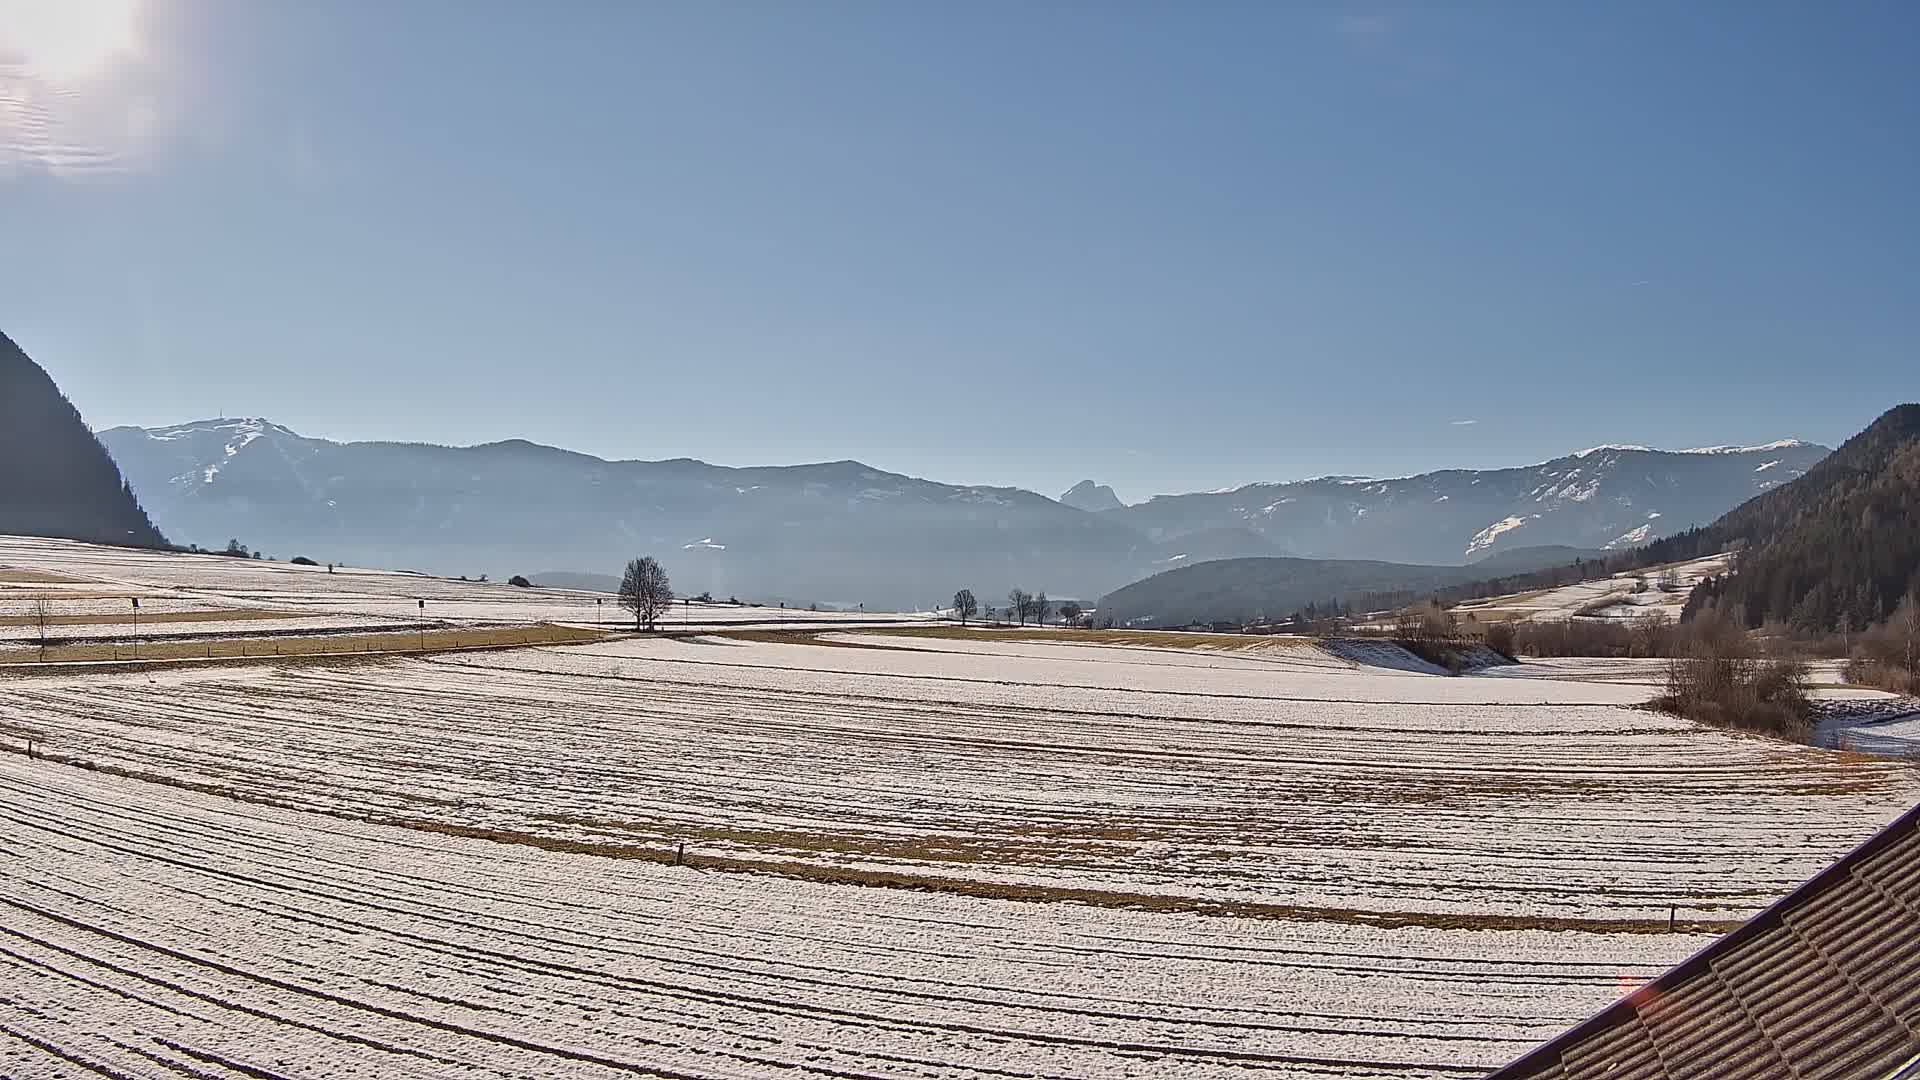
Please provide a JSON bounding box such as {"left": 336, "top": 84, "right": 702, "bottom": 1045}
{"left": 1482, "top": 618, "right": 1516, "bottom": 658}
{"left": 618, "top": 556, "right": 674, "bottom": 631}
{"left": 1008, "top": 588, "right": 1031, "bottom": 626}
{"left": 30, "top": 596, "right": 52, "bottom": 662}
{"left": 952, "top": 589, "right": 978, "bottom": 626}
{"left": 1851, "top": 593, "right": 1920, "bottom": 694}
{"left": 1655, "top": 567, "right": 1681, "bottom": 593}
{"left": 1033, "top": 591, "right": 1049, "bottom": 626}
{"left": 1901, "top": 593, "right": 1920, "bottom": 683}
{"left": 1628, "top": 611, "right": 1672, "bottom": 659}
{"left": 1057, "top": 601, "right": 1084, "bottom": 627}
{"left": 1394, "top": 600, "right": 1455, "bottom": 644}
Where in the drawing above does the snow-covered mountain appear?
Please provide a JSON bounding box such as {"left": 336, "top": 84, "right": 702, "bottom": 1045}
{"left": 100, "top": 419, "right": 1211, "bottom": 608}
{"left": 1106, "top": 441, "right": 1831, "bottom": 565}
{"left": 101, "top": 419, "right": 1830, "bottom": 607}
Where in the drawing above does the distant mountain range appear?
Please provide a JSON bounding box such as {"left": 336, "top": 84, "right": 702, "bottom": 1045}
{"left": 1104, "top": 407, "right": 1920, "bottom": 630}
{"left": 99, "top": 418, "right": 1224, "bottom": 607}
{"left": 100, "top": 418, "right": 1829, "bottom": 609}
{"left": 1099, "top": 441, "right": 1829, "bottom": 565}
{"left": 1, "top": 331, "right": 165, "bottom": 549}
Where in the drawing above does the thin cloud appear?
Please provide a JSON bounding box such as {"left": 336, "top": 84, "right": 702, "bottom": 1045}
{"left": 1630, "top": 280, "right": 1651, "bottom": 287}
{"left": 1450, "top": 419, "right": 1479, "bottom": 426}
{"left": 1337, "top": 14, "right": 1395, "bottom": 38}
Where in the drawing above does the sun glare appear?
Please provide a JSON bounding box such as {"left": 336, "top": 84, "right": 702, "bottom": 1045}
{"left": 0, "top": 0, "right": 139, "bottom": 84}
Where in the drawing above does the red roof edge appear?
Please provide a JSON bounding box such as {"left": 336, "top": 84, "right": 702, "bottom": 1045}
{"left": 1485, "top": 800, "right": 1920, "bottom": 1079}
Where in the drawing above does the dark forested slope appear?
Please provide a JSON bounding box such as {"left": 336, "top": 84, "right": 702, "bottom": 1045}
{"left": 1666, "top": 404, "right": 1920, "bottom": 629}
{"left": 0, "top": 330, "right": 166, "bottom": 548}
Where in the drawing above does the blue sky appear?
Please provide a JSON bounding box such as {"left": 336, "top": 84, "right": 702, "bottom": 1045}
{"left": 2, "top": 1, "right": 1915, "bottom": 502}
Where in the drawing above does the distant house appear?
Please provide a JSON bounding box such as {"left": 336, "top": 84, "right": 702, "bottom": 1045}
{"left": 1489, "top": 802, "right": 1920, "bottom": 1080}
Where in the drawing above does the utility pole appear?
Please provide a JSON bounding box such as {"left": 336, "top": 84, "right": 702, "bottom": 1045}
{"left": 418, "top": 599, "right": 426, "bottom": 651}
{"left": 131, "top": 597, "right": 139, "bottom": 660}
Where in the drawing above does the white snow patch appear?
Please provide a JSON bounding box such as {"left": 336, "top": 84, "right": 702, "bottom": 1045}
{"left": 1678, "top": 439, "right": 1810, "bottom": 454}
{"left": 1610, "top": 524, "right": 1655, "bottom": 546}
{"left": 1465, "top": 515, "right": 1533, "bottom": 556}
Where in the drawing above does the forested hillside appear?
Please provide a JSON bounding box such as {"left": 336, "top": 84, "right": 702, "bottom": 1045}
{"left": 1668, "top": 404, "right": 1920, "bottom": 629}
{"left": 1095, "top": 545, "right": 1596, "bottom": 628}
{"left": 0, "top": 330, "right": 166, "bottom": 548}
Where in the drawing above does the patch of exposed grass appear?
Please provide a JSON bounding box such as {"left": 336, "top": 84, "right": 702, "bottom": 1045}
{"left": 0, "top": 608, "right": 303, "bottom": 628}
{"left": 0, "top": 624, "right": 608, "bottom": 667}
{"left": 396, "top": 817, "right": 1744, "bottom": 936}
{"left": 842, "top": 625, "right": 1318, "bottom": 652}
{"left": 0, "top": 568, "right": 88, "bottom": 584}
{"left": 715, "top": 630, "right": 911, "bottom": 650}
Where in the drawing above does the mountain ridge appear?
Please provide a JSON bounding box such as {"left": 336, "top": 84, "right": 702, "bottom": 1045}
{"left": 1107, "top": 441, "right": 1829, "bottom": 564}
{"left": 101, "top": 416, "right": 1829, "bottom": 608}
{"left": 1, "top": 330, "right": 167, "bottom": 550}
{"left": 100, "top": 418, "right": 1217, "bottom": 607}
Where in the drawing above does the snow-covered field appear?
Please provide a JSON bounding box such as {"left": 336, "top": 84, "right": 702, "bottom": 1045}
{"left": 1452, "top": 554, "right": 1732, "bottom": 624}
{"left": 3, "top": 538, "right": 1918, "bottom": 1077}
{"left": 1, "top": 754, "right": 1686, "bottom": 1080}
{"left": 5, "top": 631, "right": 1920, "bottom": 1076}
{"left": 0, "top": 535, "right": 934, "bottom": 650}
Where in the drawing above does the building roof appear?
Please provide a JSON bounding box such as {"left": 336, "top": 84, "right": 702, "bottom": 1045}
{"left": 1488, "top": 802, "right": 1920, "bottom": 1080}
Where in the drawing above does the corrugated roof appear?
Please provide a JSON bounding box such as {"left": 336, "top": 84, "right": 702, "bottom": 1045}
{"left": 1489, "top": 802, "right": 1920, "bottom": 1080}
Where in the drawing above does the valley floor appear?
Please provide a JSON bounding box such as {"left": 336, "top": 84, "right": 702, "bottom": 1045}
{"left": 2, "top": 539, "right": 1918, "bottom": 1078}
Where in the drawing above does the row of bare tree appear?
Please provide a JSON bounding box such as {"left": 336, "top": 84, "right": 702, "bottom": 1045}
{"left": 950, "top": 588, "right": 1083, "bottom": 627}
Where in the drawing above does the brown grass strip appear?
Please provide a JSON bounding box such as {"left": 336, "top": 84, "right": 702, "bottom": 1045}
{"left": 0, "top": 569, "right": 90, "bottom": 584}
{"left": 398, "top": 819, "right": 1743, "bottom": 936}
{"left": 0, "top": 609, "right": 304, "bottom": 628}
{"left": 0, "top": 624, "right": 608, "bottom": 668}
{"left": 718, "top": 625, "right": 1319, "bottom": 653}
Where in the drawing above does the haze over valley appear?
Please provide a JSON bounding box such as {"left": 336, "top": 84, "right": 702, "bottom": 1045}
{"left": 102, "top": 415, "right": 1828, "bottom": 610}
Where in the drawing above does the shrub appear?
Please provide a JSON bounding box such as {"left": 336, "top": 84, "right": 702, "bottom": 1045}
{"left": 290, "top": 556, "right": 318, "bottom": 566}
{"left": 1482, "top": 620, "right": 1517, "bottom": 659}
{"left": 1385, "top": 601, "right": 1471, "bottom": 672}
{"left": 1652, "top": 612, "right": 1812, "bottom": 740}
{"left": 508, "top": 575, "right": 532, "bottom": 588}
{"left": 1845, "top": 597, "right": 1920, "bottom": 694}
{"left": 1508, "top": 614, "right": 1676, "bottom": 659}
